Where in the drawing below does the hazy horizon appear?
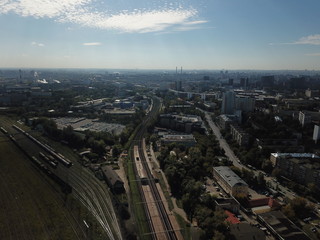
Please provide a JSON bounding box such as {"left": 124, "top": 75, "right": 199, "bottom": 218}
{"left": 1, "top": 0, "right": 320, "bottom": 70}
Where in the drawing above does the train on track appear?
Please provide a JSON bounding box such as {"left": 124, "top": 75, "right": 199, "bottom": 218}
{"left": 31, "top": 156, "right": 72, "bottom": 193}
{"left": 12, "top": 125, "right": 73, "bottom": 168}
{"left": 5, "top": 128, "right": 71, "bottom": 193}
{"left": 134, "top": 146, "right": 148, "bottom": 185}
{"left": 39, "top": 152, "right": 58, "bottom": 169}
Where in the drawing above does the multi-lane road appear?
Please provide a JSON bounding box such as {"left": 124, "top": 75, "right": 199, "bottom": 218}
{"left": 203, "top": 111, "right": 300, "bottom": 200}
{"left": 204, "top": 111, "right": 242, "bottom": 168}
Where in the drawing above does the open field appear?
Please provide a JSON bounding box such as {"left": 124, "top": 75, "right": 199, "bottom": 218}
{"left": 0, "top": 130, "right": 84, "bottom": 240}
{"left": 0, "top": 116, "right": 117, "bottom": 240}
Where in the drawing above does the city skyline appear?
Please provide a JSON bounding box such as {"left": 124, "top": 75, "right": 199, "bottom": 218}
{"left": 1, "top": 0, "right": 320, "bottom": 70}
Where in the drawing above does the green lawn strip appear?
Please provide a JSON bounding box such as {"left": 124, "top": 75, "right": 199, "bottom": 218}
{"left": 174, "top": 212, "right": 191, "bottom": 240}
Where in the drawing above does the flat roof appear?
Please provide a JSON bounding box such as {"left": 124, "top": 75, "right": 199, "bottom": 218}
{"left": 271, "top": 153, "right": 320, "bottom": 159}
{"left": 213, "top": 166, "right": 248, "bottom": 188}
{"left": 162, "top": 134, "right": 195, "bottom": 141}
{"left": 258, "top": 211, "right": 310, "bottom": 240}
{"left": 230, "top": 223, "right": 266, "bottom": 240}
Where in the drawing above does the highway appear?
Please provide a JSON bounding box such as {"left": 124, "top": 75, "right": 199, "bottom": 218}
{"left": 0, "top": 118, "right": 122, "bottom": 240}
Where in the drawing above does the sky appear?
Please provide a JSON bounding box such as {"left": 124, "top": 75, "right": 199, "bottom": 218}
{"left": 0, "top": 0, "right": 320, "bottom": 70}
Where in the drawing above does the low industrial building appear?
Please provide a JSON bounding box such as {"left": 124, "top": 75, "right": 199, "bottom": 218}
{"left": 215, "top": 198, "right": 241, "bottom": 214}
{"left": 101, "top": 166, "right": 125, "bottom": 193}
{"left": 213, "top": 166, "right": 248, "bottom": 197}
{"left": 53, "top": 117, "right": 125, "bottom": 135}
{"left": 257, "top": 211, "right": 311, "bottom": 240}
{"left": 247, "top": 197, "right": 281, "bottom": 215}
{"left": 230, "top": 223, "right": 266, "bottom": 240}
{"left": 160, "top": 134, "right": 196, "bottom": 147}
{"left": 159, "top": 114, "right": 205, "bottom": 134}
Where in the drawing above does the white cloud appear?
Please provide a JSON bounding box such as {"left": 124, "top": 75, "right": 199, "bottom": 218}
{"left": 0, "top": 0, "right": 205, "bottom": 33}
{"left": 0, "top": 0, "right": 89, "bottom": 18}
{"left": 69, "top": 9, "right": 200, "bottom": 33}
{"left": 269, "top": 34, "right": 320, "bottom": 46}
{"left": 294, "top": 34, "right": 320, "bottom": 45}
{"left": 31, "top": 41, "right": 45, "bottom": 47}
{"left": 82, "top": 42, "right": 101, "bottom": 46}
{"left": 182, "top": 20, "right": 208, "bottom": 26}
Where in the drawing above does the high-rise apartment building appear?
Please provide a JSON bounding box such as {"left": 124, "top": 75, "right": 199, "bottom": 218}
{"left": 221, "top": 91, "right": 236, "bottom": 114}
{"left": 313, "top": 125, "right": 320, "bottom": 143}
{"left": 235, "top": 96, "right": 255, "bottom": 112}
{"left": 175, "top": 80, "right": 182, "bottom": 91}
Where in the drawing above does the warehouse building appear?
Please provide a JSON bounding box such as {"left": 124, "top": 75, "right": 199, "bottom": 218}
{"left": 213, "top": 166, "right": 248, "bottom": 197}
{"left": 101, "top": 166, "right": 125, "bottom": 193}
{"left": 258, "top": 211, "right": 310, "bottom": 240}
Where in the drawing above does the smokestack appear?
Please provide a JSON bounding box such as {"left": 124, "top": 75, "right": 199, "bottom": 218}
{"left": 181, "top": 67, "right": 182, "bottom": 74}
{"left": 176, "top": 66, "right": 177, "bottom": 74}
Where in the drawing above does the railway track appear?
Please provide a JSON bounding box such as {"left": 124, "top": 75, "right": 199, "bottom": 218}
{"left": 0, "top": 119, "right": 122, "bottom": 240}
{"left": 132, "top": 97, "right": 178, "bottom": 240}
{"left": 0, "top": 128, "right": 85, "bottom": 240}
{"left": 66, "top": 165, "right": 122, "bottom": 240}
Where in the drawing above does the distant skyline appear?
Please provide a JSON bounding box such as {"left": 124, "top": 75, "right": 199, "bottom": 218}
{"left": 1, "top": 0, "right": 320, "bottom": 70}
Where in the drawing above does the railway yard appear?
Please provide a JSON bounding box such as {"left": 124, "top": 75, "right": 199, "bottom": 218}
{"left": 0, "top": 97, "right": 186, "bottom": 240}
{"left": 0, "top": 116, "right": 122, "bottom": 240}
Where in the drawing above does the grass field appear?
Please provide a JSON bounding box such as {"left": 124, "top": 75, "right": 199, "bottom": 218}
{"left": 0, "top": 132, "right": 83, "bottom": 240}
{"left": 0, "top": 116, "right": 110, "bottom": 240}
{"left": 174, "top": 213, "right": 192, "bottom": 240}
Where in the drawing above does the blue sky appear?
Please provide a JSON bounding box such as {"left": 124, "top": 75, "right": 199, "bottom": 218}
{"left": 0, "top": 0, "right": 320, "bottom": 70}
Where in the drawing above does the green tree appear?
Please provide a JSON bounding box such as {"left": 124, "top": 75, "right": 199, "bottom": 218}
{"left": 212, "top": 231, "right": 226, "bottom": 240}
{"left": 282, "top": 204, "right": 296, "bottom": 220}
